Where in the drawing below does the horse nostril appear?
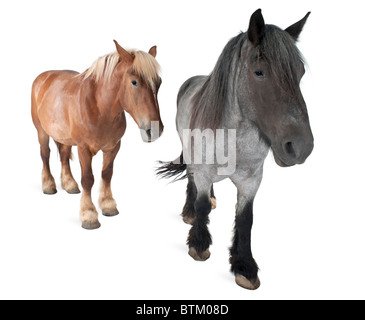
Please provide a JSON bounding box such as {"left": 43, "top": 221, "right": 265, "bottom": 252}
{"left": 284, "top": 141, "right": 296, "bottom": 159}
{"left": 145, "top": 129, "right": 152, "bottom": 139}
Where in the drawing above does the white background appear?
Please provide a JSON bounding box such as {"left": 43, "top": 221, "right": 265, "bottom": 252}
{"left": 0, "top": 0, "right": 364, "bottom": 300}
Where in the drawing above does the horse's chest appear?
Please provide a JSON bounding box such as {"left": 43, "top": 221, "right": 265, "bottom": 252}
{"left": 235, "top": 130, "right": 269, "bottom": 169}
{"left": 74, "top": 113, "right": 126, "bottom": 151}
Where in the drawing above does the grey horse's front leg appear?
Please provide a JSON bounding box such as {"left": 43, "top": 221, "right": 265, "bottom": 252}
{"left": 230, "top": 169, "right": 263, "bottom": 290}
{"left": 186, "top": 172, "right": 213, "bottom": 261}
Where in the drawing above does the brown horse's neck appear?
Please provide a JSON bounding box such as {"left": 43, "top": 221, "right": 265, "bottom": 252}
{"left": 80, "top": 74, "right": 123, "bottom": 120}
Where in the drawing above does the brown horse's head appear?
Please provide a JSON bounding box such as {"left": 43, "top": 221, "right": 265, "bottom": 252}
{"left": 113, "top": 40, "right": 163, "bottom": 142}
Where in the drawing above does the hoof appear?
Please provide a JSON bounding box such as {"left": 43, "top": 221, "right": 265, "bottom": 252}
{"left": 102, "top": 208, "right": 119, "bottom": 217}
{"left": 43, "top": 188, "right": 57, "bottom": 195}
{"left": 82, "top": 220, "right": 101, "bottom": 230}
{"left": 211, "top": 197, "right": 217, "bottom": 210}
{"left": 188, "top": 247, "right": 211, "bottom": 261}
{"left": 183, "top": 215, "right": 195, "bottom": 225}
{"left": 66, "top": 187, "right": 81, "bottom": 194}
{"left": 235, "top": 274, "right": 260, "bottom": 290}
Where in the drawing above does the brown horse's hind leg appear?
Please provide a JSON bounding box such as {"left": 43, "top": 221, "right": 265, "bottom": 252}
{"left": 99, "top": 142, "right": 121, "bottom": 217}
{"left": 78, "top": 145, "right": 100, "bottom": 230}
{"left": 56, "top": 142, "right": 80, "bottom": 194}
{"left": 37, "top": 131, "right": 57, "bottom": 194}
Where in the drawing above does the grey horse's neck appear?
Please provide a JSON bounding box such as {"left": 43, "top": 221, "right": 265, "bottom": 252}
{"left": 219, "top": 46, "right": 248, "bottom": 132}
{"left": 220, "top": 60, "right": 246, "bottom": 130}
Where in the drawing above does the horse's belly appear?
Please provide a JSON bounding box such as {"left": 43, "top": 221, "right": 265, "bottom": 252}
{"left": 38, "top": 100, "right": 75, "bottom": 145}
{"left": 40, "top": 99, "right": 76, "bottom": 143}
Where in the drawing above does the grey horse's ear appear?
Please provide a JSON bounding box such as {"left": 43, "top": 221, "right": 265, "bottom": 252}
{"left": 247, "top": 9, "right": 265, "bottom": 47}
{"left": 285, "top": 12, "right": 311, "bottom": 41}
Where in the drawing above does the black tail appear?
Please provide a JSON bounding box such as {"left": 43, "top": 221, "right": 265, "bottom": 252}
{"left": 156, "top": 153, "right": 187, "bottom": 182}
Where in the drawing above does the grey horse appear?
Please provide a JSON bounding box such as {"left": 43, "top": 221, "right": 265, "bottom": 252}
{"left": 157, "top": 9, "right": 314, "bottom": 290}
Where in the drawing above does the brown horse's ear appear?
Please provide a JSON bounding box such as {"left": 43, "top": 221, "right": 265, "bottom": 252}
{"left": 148, "top": 46, "right": 157, "bottom": 58}
{"left": 113, "top": 40, "right": 134, "bottom": 63}
{"left": 247, "top": 9, "right": 265, "bottom": 47}
{"left": 285, "top": 12, "right": 311, "bottom": 41}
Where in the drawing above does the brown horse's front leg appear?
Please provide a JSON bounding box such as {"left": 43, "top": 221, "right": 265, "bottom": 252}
{"left": 99, "top": 142, "right": 121, "bottom": 217}
{"left": 78, "top": 145, "right": 100, "bottom": 230}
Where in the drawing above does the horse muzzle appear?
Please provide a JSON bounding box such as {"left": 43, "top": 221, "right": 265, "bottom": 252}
{"left": 140, "top": 121, "right": 164, "bottom": 143}
{"left": 272, "top": 134, "right": 314, "bottom": 167}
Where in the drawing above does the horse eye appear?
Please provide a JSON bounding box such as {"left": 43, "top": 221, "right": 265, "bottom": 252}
{"left": 254, "top": 71, "right": 265, "bottom": 77}
{"left": 131, "top": 80, "right": 138, "bottom": 86}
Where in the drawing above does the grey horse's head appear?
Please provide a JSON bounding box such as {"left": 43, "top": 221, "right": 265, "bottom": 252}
{"left": 242, "top": 9, "right": 314, "bottom": 167}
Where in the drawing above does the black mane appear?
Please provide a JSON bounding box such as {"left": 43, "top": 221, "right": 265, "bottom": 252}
{"left": 190, "top": 32, "right": 247, "bottom": 130}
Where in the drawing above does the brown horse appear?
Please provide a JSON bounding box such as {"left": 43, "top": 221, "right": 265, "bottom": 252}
{"left": 31, "top": 40, "right": 163, "bottom": 230}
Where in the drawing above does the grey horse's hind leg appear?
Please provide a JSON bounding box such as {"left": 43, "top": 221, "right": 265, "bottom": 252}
{"left": 182, "top": 175, "right": 216, "bottom": 225}
{"left": 182, "top": 174, "right": 197, "bottom": 224}
{"left": 210, "top": 185, "right": 216, "bottom": 209}
{"left": 187, "top": 172, "right": 213, "bottom": 261}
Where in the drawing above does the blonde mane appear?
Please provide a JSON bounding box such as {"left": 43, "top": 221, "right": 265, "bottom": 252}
{"left": 79, "top": 50, "right": 160, "bottom": 89}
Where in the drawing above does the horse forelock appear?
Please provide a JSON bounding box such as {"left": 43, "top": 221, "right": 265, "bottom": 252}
{"left": 257, "top": 25, "right": 305, "bottom": 95}
{"left": 130, "top": 50, "right": 161, "bottom": 91}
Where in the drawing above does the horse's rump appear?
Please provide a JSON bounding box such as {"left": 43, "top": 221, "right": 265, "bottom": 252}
{"left": 31, "top": 70, "right": 80, "bottom": 145}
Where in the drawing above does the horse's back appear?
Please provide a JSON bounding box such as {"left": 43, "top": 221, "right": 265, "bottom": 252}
{"left": 177, "top": 76, "right": 206, "bottom": 106}
{"left": 32, "top": 70, "right": 80, "bottom": 109}
{"left": 32, "top": 70, "right": 79, "bottom": 96}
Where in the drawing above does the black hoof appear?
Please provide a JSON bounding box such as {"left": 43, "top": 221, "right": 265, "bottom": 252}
{"left": 188, "top": 247, "right": 211, "bottom": 261}
{"left": 235, "top": 274, "right": 261, "bottom": 290}
{"left": 182, "top": 215, "right": 195, "bottom": 225}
